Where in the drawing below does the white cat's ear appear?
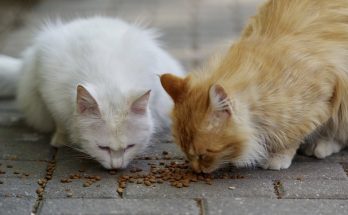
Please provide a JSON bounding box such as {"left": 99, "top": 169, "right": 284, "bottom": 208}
{"left": 209, "top": 84, "right": 232, "bottom": 119}
{"left": 131, "top": 90, "right": 151, "bottom": 115}
{"left": 76, "top": 85, "right": 100, "bottom": 116}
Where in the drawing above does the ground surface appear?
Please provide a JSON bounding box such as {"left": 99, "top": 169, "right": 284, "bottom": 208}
{"left": 0, "top": 0, "right": 348, "bottom": 214}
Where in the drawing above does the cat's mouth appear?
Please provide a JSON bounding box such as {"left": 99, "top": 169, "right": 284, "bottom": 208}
{"left": 190, "top": 160, "right": 218, "bottom": 173}
{"left": 94, "top": 144, "right": 137, "bottom": 169}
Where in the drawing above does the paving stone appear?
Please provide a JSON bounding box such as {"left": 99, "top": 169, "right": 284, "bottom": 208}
{"left": 0, "top": 177, "right": 39, "bottom": 198}
{"left": 52, "top": 154, "right": 152, "bottom": 176}
{"left": 282, "top": 179, "right": 348, "bottom": 199}
{"left": 44, "top": 158, "right": 145, "bottom": 198}
{"left": 225, "top": 162, "right": 348, "bottom": 180}
{"left": 115, "top": 0, "right": 158, "bottom": 21}
{"left": 0, "top": 128, "right": 52, "bottom": 161}
{"left": 0, "top": 160, "right": 47, "bottom": 179}
{"left": 30, "top": 0, "right": 122, "bottom": 21}
{"left": 44, "top": 177, "right": 119, "bottom": 199}
{"left": 0, "top": 197, "right": 36, "bottom": 215}
{"left": 206, "top": 198, "right": 348, "bottom": 215}
{"left": 39, "top": 198, "right": 200, "bottom": 215}
{"left": 295, "top": 149, "right": 348, "bottom": 163}
{"left": 0, "top": 112, "right": 26, "bottom": 128}
{"left": 136, "top": 142, "right": 184, "bottom": 160}
{"left": 124, "top": 179, "right": 275, "bottom": 199}
{"left": 0, "top": 99, "right": 17, "bottom": 111}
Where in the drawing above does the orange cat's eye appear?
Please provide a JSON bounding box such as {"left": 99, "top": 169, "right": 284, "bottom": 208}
{"left": 206, "top": 148, "right": 222, "bottom": 153}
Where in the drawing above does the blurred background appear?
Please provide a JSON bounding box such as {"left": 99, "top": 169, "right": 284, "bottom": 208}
{"left": 0, "top": 0, "right": 261, "bottom": 70}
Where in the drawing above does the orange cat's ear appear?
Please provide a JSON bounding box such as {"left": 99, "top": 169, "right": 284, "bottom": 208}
{"left": 160, "top": 73, "right": 187, "bottom": 103}
{"left": 209, "top": 84, "right": 232, "bottom": 119}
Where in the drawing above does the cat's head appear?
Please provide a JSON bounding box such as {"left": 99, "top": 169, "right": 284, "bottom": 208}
{"left": 160, "top": 74, "right": 260, "bottom": 173}
{"left": 73, "top": 84, "right": 153, "bottom": 169}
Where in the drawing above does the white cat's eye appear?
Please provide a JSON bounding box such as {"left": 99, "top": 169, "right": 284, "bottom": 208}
{"left": 126, "top": 144, "right": 135, "bottom": 150}
{"left": 98, "top": 145, "right": 111, "bottom": 152}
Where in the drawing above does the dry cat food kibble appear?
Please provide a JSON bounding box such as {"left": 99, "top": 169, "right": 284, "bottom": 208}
{"left": 116, "top": 159, "right": 246, "bottom": 190}
{"left": 109, "top": 170, "right": 117, "bottom": 175}
{"left": 60, "top": 172, "right": 102, "bottom": 188}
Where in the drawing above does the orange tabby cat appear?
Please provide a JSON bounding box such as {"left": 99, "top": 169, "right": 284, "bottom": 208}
{"left": 160, "top": 0, "right": 348, "bottom": 173}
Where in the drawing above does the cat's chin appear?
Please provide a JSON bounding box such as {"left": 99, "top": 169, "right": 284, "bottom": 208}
{"left": 98, "top": 161, "right": 129, "bottom": 170}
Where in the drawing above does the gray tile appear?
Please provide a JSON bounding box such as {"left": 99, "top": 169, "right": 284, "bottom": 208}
{"left": 0, "top": 128, "right": 52, "bottom": 161}
{"left": 44, "top": 158, "right": 130, "bottom": 198}
{"left": 0, "top": 112, "right": 26, "bottom": 128}
{"left": 206, "top": 198, "right": 348, "bottom": 215}
{"left": 295, "top": 149, "right": 348, "bottom": 163}
{"left": 0, "top": 197, "right": 36, "bottom": 215}
{"left": 227, "top": 162, "right": 348, "bottom": 180}
{"left": 39, "top": 198, "right": 200, "bottom": 215}
{"left": 0, "top": 160, "right": 47, "bottom": 179}
{"left": 0, "top": 177, "right": 39, "bottom": 198}
{"left": 44, "top": 177, "right": 119, "bottom": 199}
{"left": 0, "top": 99, "right": 18, "bottom": 111}
{"left": 124, "top": 179, "right": 275, "bottom": 199}
{"left": 136, "top": 142, "right": 185, "bottom": 160}
{"left": 282, "top": 179, "right": 348, "bottom": 199}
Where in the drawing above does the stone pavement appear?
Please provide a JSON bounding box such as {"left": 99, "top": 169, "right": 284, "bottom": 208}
{"left": 0, "top": 0, "right": 348, "bottom": 214}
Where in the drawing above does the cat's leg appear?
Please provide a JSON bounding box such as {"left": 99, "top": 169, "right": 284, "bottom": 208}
{"left": 50, "top": 127, "right": 67, "bottom": 147}
{"left": 300, "top": 130, "right": 344, "bottom": 159}
{"left": 261, "top": 146, "right": 297, "bottom": 170}
{"left": 313, "top": 139, "right": 343, "bottom": 159}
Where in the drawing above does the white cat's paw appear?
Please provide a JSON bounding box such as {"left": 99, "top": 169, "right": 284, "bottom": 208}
{"left": 50, "top": 131, "right": 66, "bottom": 147}
{"left": 313, "top": 140, "right": 342, "bottom": 159}
{"left": 261, "top": 154, "right": 292, "bottom": 170}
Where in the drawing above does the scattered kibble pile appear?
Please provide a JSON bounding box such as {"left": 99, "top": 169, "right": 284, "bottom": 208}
{"left": 36, "top": 161, "right": 56, "bottom": 200}
{"left": 0, "top": 162, "right": 31, "bottom": 186}
{"left": 59, "top": 169, "right": 102, "bottom": 197}
{"left": 60, "top": 171, "right": 101, "bottom": 187}
{"left": 116, "top": 159, "right": 246, "bottom": 195}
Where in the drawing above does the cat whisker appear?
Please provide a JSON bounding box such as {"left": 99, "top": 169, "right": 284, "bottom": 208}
{"left": 61, "top": 143, "right": 85, "bottom": 153}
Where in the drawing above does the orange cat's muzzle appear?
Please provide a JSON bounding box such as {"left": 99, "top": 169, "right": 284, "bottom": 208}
{"left": 190, "top": 160, "right": 202, "bottom": 173}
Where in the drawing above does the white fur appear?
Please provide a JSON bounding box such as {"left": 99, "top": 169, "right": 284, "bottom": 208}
{"left": 1, "top": 17, "right": 184, "bottom": 169}
{"left": 260, "top": 152, "right": 293, "bottom": 170}
{"left": 313, "top": 139, "right": 342, "bottom": 159}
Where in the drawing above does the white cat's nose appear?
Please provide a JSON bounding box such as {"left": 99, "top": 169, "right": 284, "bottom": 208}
{"left": 110, "top": 158, "right": 124, "bottom": 169}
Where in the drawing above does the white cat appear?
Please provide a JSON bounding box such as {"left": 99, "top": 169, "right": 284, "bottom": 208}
{"left": 0, "top": 17, "right": 184, "bottom": 169}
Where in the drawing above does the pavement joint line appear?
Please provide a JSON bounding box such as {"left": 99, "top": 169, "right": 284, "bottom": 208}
{"left": 273, "top": 180, "right": 284, "bottom": 199}
{"left": 31, "top": 147, "right": 57, "bottom": 214}
{"left": 195, "top": 198, "right": 206, "bottom": 215}
{"left": 281, "top": 197, "right": 348, "bottom": 200}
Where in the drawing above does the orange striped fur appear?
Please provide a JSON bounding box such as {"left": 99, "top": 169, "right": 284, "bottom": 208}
{"left": 161, "top": 0, "right": 348, "bottom": 173}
